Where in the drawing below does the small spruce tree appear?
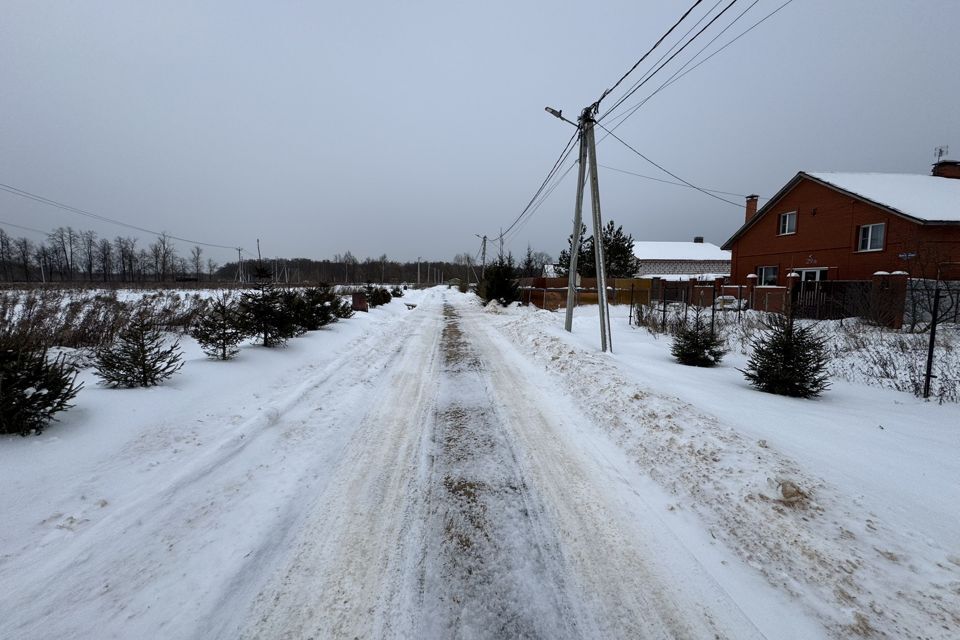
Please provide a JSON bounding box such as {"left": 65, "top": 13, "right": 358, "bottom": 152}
{"left": 238, "top": 283, "right": 299, "bottom": 347}
{"left": 478, "top": 255, "right": 520, "bottom": 306}
{"left": 364, "top": 284, "right": 392, "bottom": 308}
{"left": 670, "top": 308, "right": 727, "bottom": 367}
{"left": 741, "top": 314, "right": 831, "bottom": 398}
{"left": 0, "top": 344, "right": 83, "bottom": 436}
{"left": 190, "top": 293, "right": 247, "bottom": 360}
{"left": 95, "top": 316, "right": 184, "bottom": 387}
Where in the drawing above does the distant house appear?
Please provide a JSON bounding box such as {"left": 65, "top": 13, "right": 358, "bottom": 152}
{"left": 722, "top": 160, "right": 960, "bottom": 285}
{"left": 632, "top": 237, "right": 730, "bottom": 279}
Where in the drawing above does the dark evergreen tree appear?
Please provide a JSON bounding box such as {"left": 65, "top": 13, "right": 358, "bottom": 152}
{"left": 556, "top": 220, "right": 637, "bottom": 278}
{"left": 189, "top": 292, "right": 247, "bottom": 360}
{"left": 556, "top": 224, "right": 595, "bottom": 277}
{"left": 238, "top": 283, "right": 299, "bottom": 348}
{"left": 478, "top": 254, "right": 520, "bottom": 306}
{"left": 364, "top": 284, "right": 392, "bottom": 307}
{"left": 94, "top": 316, "right": 184, "bottom": 387}
{"left": 279, "top": 289, "right": 309, "bottom": 336}
{"left": 599, "top": 221, "right": 639, "bottom": 277}
{"left": 295, "top": 286, "right": 339, "bottom": 330}
{"left": 0, "top": 344, "right": 82, "bottom": 436}
{"left": 390, "top": 285, "right": 404, "bottom": 298}
{"left": 741, "top": 314, "right": 831, "bottom": 398}
{"left": 670, "top": 308, "right": 727, "bottom": 367}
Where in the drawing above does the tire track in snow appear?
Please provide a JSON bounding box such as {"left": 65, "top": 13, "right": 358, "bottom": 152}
{"left": 0, "top": 298, "right": 432, "bottom": 640}
{"left": 414, "top": 303, "right": 581, "bottom": 639}
{"left": 242, "top": 292, "right": 772, "bottom": 639}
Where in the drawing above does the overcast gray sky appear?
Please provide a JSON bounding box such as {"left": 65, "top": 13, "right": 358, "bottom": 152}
{"left": 2, "top": 0, "right": 958, "bottom": 265}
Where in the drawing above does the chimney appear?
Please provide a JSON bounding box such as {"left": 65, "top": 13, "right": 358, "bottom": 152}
{"left": 932, "top": 160, "right": 960, "bottom": 179}
{"left": 693, "top": 236, "right": 704, "bottom": 243}
{"left": 745, "top": 194, "right": 759, "bottom": 222}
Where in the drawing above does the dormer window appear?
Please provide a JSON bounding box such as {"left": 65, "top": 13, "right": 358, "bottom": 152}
{"left": 778, "top": 211, "right": 797, "bottom": 235}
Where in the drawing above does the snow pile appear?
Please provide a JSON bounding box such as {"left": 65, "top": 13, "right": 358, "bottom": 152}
{"left": 490, "top": 306, "right": 960, "bottom": 639}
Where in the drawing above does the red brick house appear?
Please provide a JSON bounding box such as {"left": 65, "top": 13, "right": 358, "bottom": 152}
{"left": 722, "top": 160, "right": 960, "bottom": 285}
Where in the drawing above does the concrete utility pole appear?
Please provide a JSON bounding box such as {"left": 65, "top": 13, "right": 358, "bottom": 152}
{"left": 554, "top": 105, "right": 613, "bottom": 352}
{"left": 475, "top": 234, "right": 487, "bottom": 280}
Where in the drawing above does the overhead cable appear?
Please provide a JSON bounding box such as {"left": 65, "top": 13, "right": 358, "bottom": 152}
{"left": 600, "top": 0, "right": 741, "bottom": 122}
{"left": 595, "top": 122, "right": 741, "bottom": 208}
{"left": 0, "top": 182, "right": 242, "bottom": 251}
{"left": 594, "top": 0, "right": 706, "bottom": 110}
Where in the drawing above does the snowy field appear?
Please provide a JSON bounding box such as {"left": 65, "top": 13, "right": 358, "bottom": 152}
{"left": 1, "top": 288, "right": 958, "bottom": 639}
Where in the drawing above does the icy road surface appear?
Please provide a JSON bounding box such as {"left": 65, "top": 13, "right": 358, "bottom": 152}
{"left": 2, "top": 290, "right": 824, "bottom": 639}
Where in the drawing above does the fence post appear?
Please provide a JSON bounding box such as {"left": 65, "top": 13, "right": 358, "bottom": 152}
{"left": 661, "top": 282, "right": 667, "bottom": 329}
{"left": 710, "top": 291, "right": 716, "bottom": 335}
{"left": 923, "top": 285, "right": 942, "bottom": 399}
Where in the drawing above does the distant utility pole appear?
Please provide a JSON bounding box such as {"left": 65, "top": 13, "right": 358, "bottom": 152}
{"left": 417, "top": 256, "right": 421, "bottom": 287}
{"left": 475, "top": 234, "right": 487, "bottom": 279}
{"left": 236, "top": 247, "right": 244, "bottom": 283}
{"left": 549, "top": 105, "right": 613, "bottom": 353}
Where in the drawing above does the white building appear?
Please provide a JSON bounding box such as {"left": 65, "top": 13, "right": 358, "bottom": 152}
{"left": 633, "top": 237, "right": 730, "bottom": 279}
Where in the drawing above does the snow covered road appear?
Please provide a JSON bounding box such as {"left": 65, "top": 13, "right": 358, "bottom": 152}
{"left": 236, "top": 292, "right": 817, "bottom": 639}
{"left": 6, "top": 288, "right": 894, "bottom": 639}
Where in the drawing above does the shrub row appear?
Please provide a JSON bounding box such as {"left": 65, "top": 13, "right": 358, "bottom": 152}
{"left": 1, "top": 284, "right": 356, "bottom": 436}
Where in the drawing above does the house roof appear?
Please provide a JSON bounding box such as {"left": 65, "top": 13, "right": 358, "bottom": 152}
{"left": 632, "top": 241, "right": 730, "bottom": 261}
{"left": 807, "top": 172, "right": 960, "bottom": 223}
{"left": 721, "top": 171, "right": 960, "bottom": 250}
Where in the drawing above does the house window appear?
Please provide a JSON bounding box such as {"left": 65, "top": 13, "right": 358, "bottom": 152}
{"left": 757, "top": 265, "right": 778, "bottom": 286}
{"left": 778, "top": 211, "right": 797, "bottom": 235}
{"left": 857, "top": 223, "right": 885, "bottom": 252}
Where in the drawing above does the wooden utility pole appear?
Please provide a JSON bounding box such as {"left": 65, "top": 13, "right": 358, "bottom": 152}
{"left": 560, "top": 106, "right": 613, "bottom": 352}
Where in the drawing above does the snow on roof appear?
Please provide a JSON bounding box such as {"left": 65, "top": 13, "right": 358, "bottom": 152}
{"left": 632, "top": 241, "right": 730, "bottom": 261}
{"left": 806, "top": 172, "right": 960, "bottom": 222}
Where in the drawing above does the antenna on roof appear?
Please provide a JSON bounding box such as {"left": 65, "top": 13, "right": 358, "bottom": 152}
{"left": 935, "top": 145, "right": 949, "bottom": 162}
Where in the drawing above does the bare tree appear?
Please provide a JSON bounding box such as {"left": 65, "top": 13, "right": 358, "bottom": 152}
{"left": 190, "top": 246, "right": 203, "bottom": 282}
{"left": 14, "top": 237, "right": 33, "bottom": 281}
{"left": 149, "top": 233, "right": 176, "bottom": 282}
{"left": 79, "top": 229, "right": 97, "bottom": 281}
{"left": 48, "top": 227, "right": 78, "bottom": 281}
{"left": 96, "top": 237, "right": 114, "bottom": 282}
{"left": 0, "top": 228, "right": 11, "bottom": 281}
{"left": 206, "top": 258, "right": 218, "bottom": 280}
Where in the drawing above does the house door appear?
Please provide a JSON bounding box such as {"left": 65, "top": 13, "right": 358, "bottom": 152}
{"left": 798, "top": 268, "right": 827, "bottom": 282}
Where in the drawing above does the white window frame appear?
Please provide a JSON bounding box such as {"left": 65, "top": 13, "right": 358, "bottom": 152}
{"left": 857, "top": 223, "right": 885, "bottom": 252}
{"left": 778, "top": 211, "right": 797, "bottom": 235}
{"left": 757, "top": 265, "right": 779, "bottom": 286}
{"left": 798, "top": 268, "right": 827, "bottom": 282}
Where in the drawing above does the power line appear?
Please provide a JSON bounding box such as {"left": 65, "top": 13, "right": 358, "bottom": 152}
{"left": 655, "top": 0, "right": 795, "bottom": 96}
{"left": 595, "top": 0, "right": 707, "bottom": 109}
{"left": 595, "top": 122, "right": 741, "bottom": 207}
{"left": 600, "top": 0, "right": 741, "bottom": 122}
{"left": 603, "top": 0, "right": 794, "bottom": 130}
{"left": 493, "top": 129, "right": 580, "bottom": 243}
{"left": 599, "top": 164, "right": 762, "bottom": 199}
{"left": 605, "top": 0, "right": 725, "bottom": 120}
{"left": 502, "top": 154, "right": 581, "bottom": 246}
{"left": 0, "top": 182, "right": 242, "bottom": 251}
{"left": 0, "top": 219, "right": 50, "bottom": 236}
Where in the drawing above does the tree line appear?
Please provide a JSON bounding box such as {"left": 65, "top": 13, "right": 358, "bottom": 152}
{"left": 0, "top": 225, "right": 555, "bottom": 285}
{"left": 0, "top": 227, "right": 216, "bottom": 284}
